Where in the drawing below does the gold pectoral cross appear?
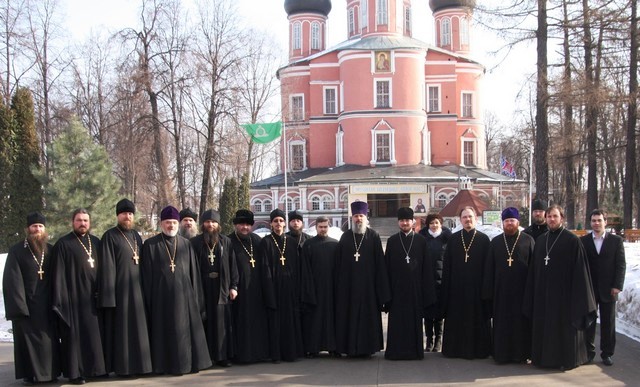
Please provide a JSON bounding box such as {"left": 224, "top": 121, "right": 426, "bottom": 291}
{"left": 170, "top": 261, "right": 176, "bottom": 272}
{"left": 209, "top": 251, "right": 215, "bottom": 265}
{"left": 354, "top": 251, "right": 360, "bottom": 262}
{"left": 133, "top": 252, "right": 139, "bottom": 265}
{"left": 280, "top": 255, "right": 286, "bottom": 266}
{"left": 507, "top": 257, "right": 514, "bottom": 267}
{"left": 464, "top": 253, "right": 469, "bottom": 263}
{"left": 249, "top": 256, "right": 256, "bottom": 268}
{"left": 37, "top": 268, "right": 44, "bottom": 280}
{"left": 87, "top": 256, "right": 95, "bottom": 268}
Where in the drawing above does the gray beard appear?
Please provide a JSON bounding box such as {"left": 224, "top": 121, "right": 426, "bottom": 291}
{"left": 354, "top": 223, "right": 367, "bottom": 235}
{"left": 179, "top": 227, "right": 197, "bottom": 239}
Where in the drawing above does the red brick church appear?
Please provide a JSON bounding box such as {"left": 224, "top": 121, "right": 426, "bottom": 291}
{"left": 250, "top": 0, "right": 525, "bottom": 230}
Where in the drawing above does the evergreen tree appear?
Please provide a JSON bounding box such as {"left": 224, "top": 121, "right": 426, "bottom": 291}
{"left": 219, "top": 177, "right": 238, "bottom": 234}
{"left": 237, "top": 172, "right": 250, "bottom": 210}
{"left": 37, "top": 119, "right": 121, "bottom": 240}
{"left": 0, "top": 101, "right": 14, "bottom": 252}
{"left": 5, "top": 88, "right": 43, "bottom": 248}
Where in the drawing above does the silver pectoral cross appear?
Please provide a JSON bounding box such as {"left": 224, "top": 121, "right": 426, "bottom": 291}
{"left": 354, "top": 251, "right": 360, "bottom": 262}
{"left": 209, "top": 251, "right": 215, "bottom": 265}
{"left": 544, "top": 256, "right": 550, "bottom": 266}
{"left": 405, "top": 255, "right": 410, "bottom": 263}
{"left": 87, "top": 256, "right": 95, "bottom": 268}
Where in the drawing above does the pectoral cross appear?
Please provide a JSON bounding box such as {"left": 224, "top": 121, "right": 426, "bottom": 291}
{"left": 170, "top": 261, "right": 176, "bottom": 272}
{"left": 249, "top": 256, "right": 256, "bottom": 268}
{"left": 209, "top": 251, "right": 215, "bottom": 265}
{"left": 37, "top": 268, "right": 44, "bottom": 280}
{"left": 87, "top": 256, "right": 95, "bottom": 268}
{"left": 465, "top": 253, "right": 469, "bottom": 263}
{"left": 405, "top": 255, "right": 411, "bottom": 263}
{"left": 133, "top": 253, "right": 139, "bottom": 265}
{"left": 507, "top": 257, "right": 514, "bottom": 267}
{"left": 280, "top": 255, "right": 286, "bottom": 266}
{"left": 544, "top": 256, "right": 550, "bottom": 266}
{"left": 354, "top": 251, "right": 360, "bottom": 262}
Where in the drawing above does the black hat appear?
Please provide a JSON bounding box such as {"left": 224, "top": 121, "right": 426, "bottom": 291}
{"left": 397, "top": 207, "right": 414, "bottom": 220}
{"left": 531, "top": 199, "right": 547, "bottom": 212}
{"left": 116, "top": 198, "right": 136, "bottom": 215}
{"left": 288, "top": 210, "right": 303, "bottom": 222}
{"left": 201, "top": 209, "right": 221, "bottom": 224}
{"left": 233, "top": 209, "right": 255, "bottom": 225}
{"left": 270, "top": 209, "right": 286, "bottom": 222}
{"left": 26, "top": 212, "right": 46, "bottom": 227}
{"left": 161, "top": 206, "right": 180, "bottom": 221}
{"left": 179, "top": 208, "right": 198, "bottom": 222}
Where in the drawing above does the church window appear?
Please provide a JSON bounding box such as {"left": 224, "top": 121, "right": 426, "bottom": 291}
{"left": 283, "top": 197, "right": 300, "bottom": 212}
{"left": 462, "top": 139, "right": 476, "bottom": 166}
{"left": 375, "top": 79, "right": 391, "bottom": 108}
{"left": 428, "top": 85, "right": 441, "bottom": 112}
{"left": 290, "top": 140, "right": 306, "bottom": 171}
{"left": 441, "top": 18, "right": 451, "bottom": 46}
{"left": 336, "top": 126, "right": 344, "bottom": 166}
{"left": 311, "top": 196, "right": 321, "bottom": 211}
{"left": 324, "top": 86, "right": 337, "bottom": 114}
{"left": 405, "top": 6, "right": 412, "bottom": 33}
{"left": 361, "top": 0, "right": 368, "bottom": 29}
{"left": 460, "top": 17, "right": 470, "bottom": 46}
{"left": 376, "top": 0, "right": 388, "bottom": 25}
{"left": 290, "top": 94, "right": 304, "bottom": 121}
{"left": 263, "top": 199, "right": 273, "bottom": 212}
{"left": 376, "top": 132, "right": 391, "bottom": 162}
{"left": 349, "top": 9, "right": 356, "bottom": 35}
{"left": 311, "top": 22, "right": 321, "bottom": 50}
{"left": 437, "top": 193, "right": 448, "bottom": 208}
{"left": 323, "top": 196, "right": 334, "bottom": 210}
{"left": 462, "top": 92, "right": 473, "bottom": 118}
{"left": 293, "top": 22, "right": 302, "bottom": 50}
{"left": 251, "top": 200, "right": 262, "bottom": 213}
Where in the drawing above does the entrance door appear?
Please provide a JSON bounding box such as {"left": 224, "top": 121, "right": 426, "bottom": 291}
{"left": 369, "top": 194, "right": 410, "bottom": 217}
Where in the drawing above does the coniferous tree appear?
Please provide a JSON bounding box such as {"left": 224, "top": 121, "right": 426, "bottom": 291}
{"left": 0, "top": 101, "right": 14, "bottom": 252}
{"left": 37, "top": 119, "right": 121, "bottom": 240}
{"left": 219, "top": 177, "right": 238, "bottom": 234}
{"left": 6, "top": 88, "right": 43, "bottom": 248}
{"left": 237, "top": 173, "right": 250, "bottom": 211}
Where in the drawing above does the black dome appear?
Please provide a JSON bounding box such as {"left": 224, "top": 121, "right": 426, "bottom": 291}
{"left": 284, "top": 0, "right": 332, "bottom": 16}
{"left": 429, "top": 0, "right": 476, "bottom": 13}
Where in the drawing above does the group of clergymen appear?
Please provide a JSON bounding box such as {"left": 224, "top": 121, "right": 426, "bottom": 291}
{"left": 3, "top": 197, "right": 626, "bottom": 385}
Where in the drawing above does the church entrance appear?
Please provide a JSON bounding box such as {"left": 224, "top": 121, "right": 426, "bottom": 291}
{"left": 368, "top": 194, "right": 410, "bottom": 218}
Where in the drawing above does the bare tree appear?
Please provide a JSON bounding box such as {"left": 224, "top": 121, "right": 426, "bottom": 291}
{"left": 624, "top": 0, "right": 638, "bottom": 228}
{"left": 535, "top": 0, "right": 550, "bottom": 203}
{"left": 0, "top": 0, "right": 30, "bottom": 105}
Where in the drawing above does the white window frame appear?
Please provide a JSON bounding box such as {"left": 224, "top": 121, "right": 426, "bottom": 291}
{"left": 441, "top": 18, "right": 451, "bottom": 46}
{"left": 460, "top": 17, "right": 470, "bottom": 46}
{"left": 461, "top": 91, "right": 474, "bottom": 118}
{"left": 461, "top": 138, "right": 477, "bottom": 167}
{"left": 311, "top": 22, "right": 321, "bottom": 50}
{"left": 323, "top": 86, "right": 338, "bottom": 115}
{"left": 282, "top": 197, "right": 300, "bottom": 212}
{"left": 293, "top": 22, "right": 302, "bottom": 50}
{"left": 336, "top": 126, "right": 344, "bottom": 166}
{"left": 349, "top": 8, "right": 356, "bottom": 35}
{"left": 427, "top": 84, "right": 441, "bottom": 113}
{"left": 263, "top": 199, "right": 273, "bottom": 213}
{"left": 376, "top": 0, "right": 388, "bottom": 25}
{"left": 370, "top": 126, "right": 396, "bottom": 165}
{"left": 290, "top": 94, "right": 305, "bottom": 121}
{"left": 361, "top": 0, "right": 368, "bottom": 30}
{"left": 405, "top": 6, "right": 412, "bottom": 33}
{"left": 374, "top": 78, "right": 392, "bottom": 108}
{"left": 289, "top": 139, "right": 307, "bottom": 171}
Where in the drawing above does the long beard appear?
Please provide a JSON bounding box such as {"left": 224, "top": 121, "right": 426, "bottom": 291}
{"left": 27, "top": 232, "right": 48, "bottom": 257}
{"left": 354, "top": 222, "right": 367, "bottom": 235}
{"left": 203, "top": 230, "right": 219, "bottom": 245}
{"left": 179, "top": 227, "right": 197, "bottom": 239}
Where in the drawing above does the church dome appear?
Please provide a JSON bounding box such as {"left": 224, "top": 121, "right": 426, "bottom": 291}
{"left": 429, "top": 0, "right": 476, "bottom": 13}
{"left": 284, "top": 0, "right": 332, "bottom": 16}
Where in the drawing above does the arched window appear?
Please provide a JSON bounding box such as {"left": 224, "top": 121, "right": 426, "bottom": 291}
{"left": 361, "top": 0, "right": 368, "bottom": 30}
{"left": 460, "top": 17, "right": 470, "bottom": 46}
{"left": 263, "top": 199, "right": 273, "bottom": 212}
{"left": 311, "top": 196, "right": 321, "bottom": 211}
{"left": 251, "top": 199, "right": 263, "bottom": 213}
{"left": 441, "top": 18, "right": 451, "bottom": 46}
{"left": 437, "top": 193, "right": 448, "bottom": 208}
{"left": 311, "top": 22, "right": 321, "bottom": 50}
{"left": 292, "top": 22, "right": 302, "bottom": 50}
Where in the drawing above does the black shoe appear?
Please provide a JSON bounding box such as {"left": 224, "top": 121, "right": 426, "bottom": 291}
{"left": 602, "top": 356, "right": 613, "bottom": 366}
{"left": 304, "top": 352, "right": 317, "bottom": 359}
{"left": 586, "top": 353, "right": 595, "bottom": 364}
{"left": 71, "top": 377, "right": 86, "bottom": 385}
{"left": 216, "top": 360, "right": 232, "bottom": 367}
{"left": 22, "top": 377, "right": 34, "bottom": 386}
{"left": 330, "top": 351, "right": 342, "bottom": 358}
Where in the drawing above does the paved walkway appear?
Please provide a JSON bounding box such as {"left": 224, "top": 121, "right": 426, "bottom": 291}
{"left": 0, "top": 329, "right": 638, "bottom": 386}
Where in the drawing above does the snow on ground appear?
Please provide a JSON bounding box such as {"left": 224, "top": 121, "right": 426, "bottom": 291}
{"left": 1, "top": 240, "right": 639, "bottom": 343}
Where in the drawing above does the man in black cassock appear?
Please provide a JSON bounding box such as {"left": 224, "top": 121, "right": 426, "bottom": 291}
{"left": 52, "top": 208, "right": 106, "bottom": 384}
{"left": 98, "top": 199, "right": 152, "bottom": 376}
{"left": 140, "top": 206, "right": 211, "bottom": 375}
{"left": 384, "top": 207, "right": 435, "bottom": 360}
{"left": 301, "top": 216, "right": 339, "bottom": 358}
{"left": 335, "top": 201, "right": 390, "bottom": 357}
{"left": 3, "top": 212, "right": 60, "bottom": 385}
{"left": 191, "top": 209, "right": 239, "bottom": 367}
{"left": 286, "top": 210, "right": 311, "bottom": 253}
{"left": 524, "top": 205, "right": 597, "bottom": 370}
{"left": 260, "top": 209, "right": 314, "bottom": 362}
{"left": 482, "top": 207, "right": 534, "bottom": 364}
{"left": 441, "top": 206, "right": 491, "bottom": 360}
{"left": 523, "top": 199, "right": 548, "bottom": 240}
{"left": 228, "top": 209, "right": 270, "bottom": 363}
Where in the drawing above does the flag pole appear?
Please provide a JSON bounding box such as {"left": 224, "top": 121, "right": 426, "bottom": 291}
{"left": 283, "top": 120, "right": 289, "bottom": 220}
{"left": 529, "top": 147, "right": 534, "bottom": 225}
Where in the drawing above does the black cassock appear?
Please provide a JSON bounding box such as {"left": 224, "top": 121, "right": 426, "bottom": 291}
{"left": 191, "top": 233, "right": 239, "bottom": 363}
{"left": 228, "top": 232, "right": 270, "bottom": 363}
{"left": 260, "top": 232, "right": 315, "bottom": 362}
{"left": 482, "top": 231, "right": 534, "bottom": 363}
{"left": 3, "top": 240, "right": 60, "bottom": 382}
{"left": 441, "top": 228, "right": 491, "bottom": 359}
{"left": 98, "top": 226, "right": 152, "bottom": 376}
{"left": 523, "top": 227, "right": 597, "bottom": 369}
{"left": 335, "top": 228, "right": 391, "bottom": 356}
{"left": 384, "top": 231, "right": 436, "bottom": 360}
{"left": 51, "top": 232, "right": 106, "bottom": 379}
{"left": 301, "top": 235, "right": 338, "bottom": 354}
{"left": 141, "top": 234, "right": 212, "bottom": 374}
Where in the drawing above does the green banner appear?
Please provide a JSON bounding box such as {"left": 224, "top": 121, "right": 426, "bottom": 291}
{"left": 242, "top": 122, "right": 282, "bottom": 144}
